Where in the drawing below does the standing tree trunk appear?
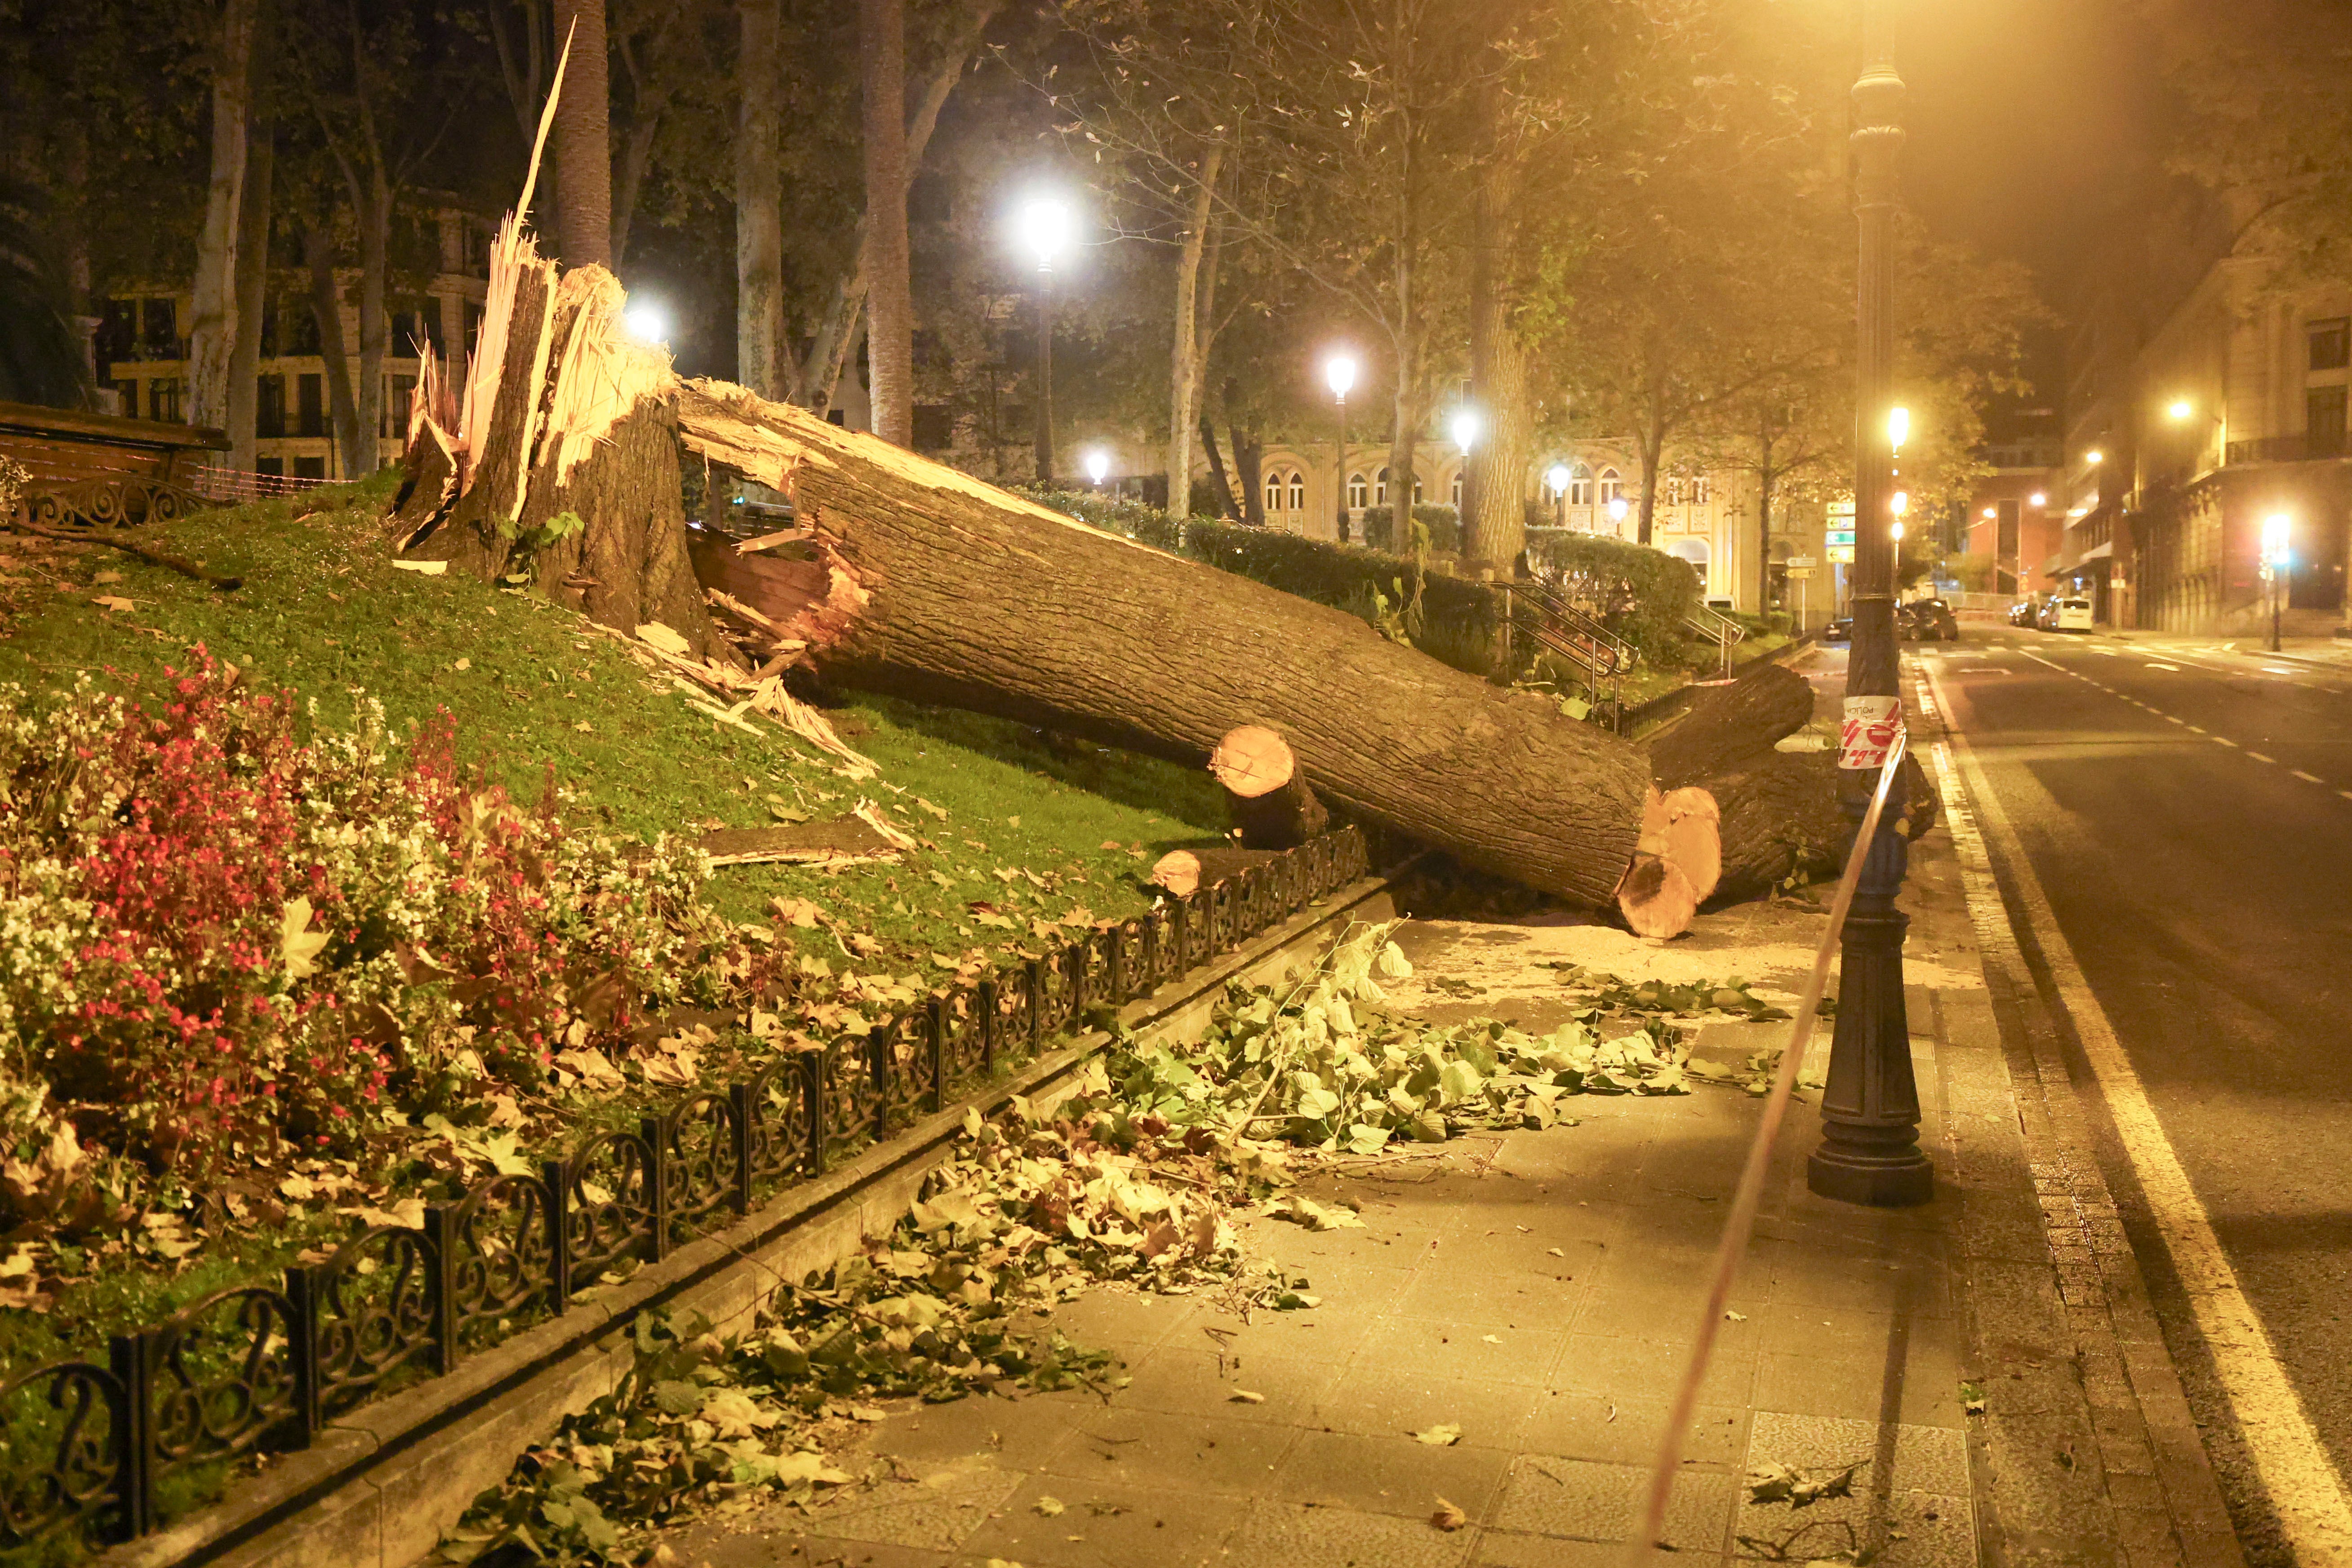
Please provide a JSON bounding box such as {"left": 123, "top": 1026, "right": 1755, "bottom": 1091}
{"left": 187, "top": 0, "right": 259, "bottom": 434}
{"left": 553, "top": 0, "right": 613, "bottom": 269}
{"left": 1635, "top": 392, "right": 1666, "bottom": 546}
{"left": 1199, "top": 409, "right": 1239, "bottom": 520}
{"left": 1165, "top": 142, "right": 1222, "bottom": 523}
{"left": 225, "top": 122, "right": 275, "bottom": 468}
{"left": 734, "top": 0, "right": 784, "bottom": 398}
{"left": 1464, "top": 93, "right": 1528, "bottom": 573}
{"left": 352, "top": 175, "right": 393, "bottom": 478}
{"left": 1755, "top": 422, "right": 1777, "bottom": 617}
{"left": 1232, "top": 407, "right": 1265, "bottom": 527}
{"left": 860, "top": 0, "right": 913, "bottom": 447}
{"left": 302, "top": 225, "right": 364, "bottom": 477}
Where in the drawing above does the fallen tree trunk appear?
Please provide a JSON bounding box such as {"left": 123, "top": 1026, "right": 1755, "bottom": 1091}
{"left": 1647, "top": 662, "right": 1815, "bottom": 789}
{"left": 1709, "top": 748, "right": 1940, "bottom": 900}
{"left": 1149, "top": 845, "right": 1279, "bottom": 898}
{"left": 671, "top": 381, "right": 1651, "bottom": 909}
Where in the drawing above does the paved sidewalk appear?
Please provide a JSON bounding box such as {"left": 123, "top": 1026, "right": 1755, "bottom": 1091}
{"left": 647, "top": 815, "right": 2232, "bottom": 1568}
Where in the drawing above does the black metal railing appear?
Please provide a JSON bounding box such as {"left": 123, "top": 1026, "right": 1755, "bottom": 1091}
{"left": 0, "top": 826, "right": 1369, "bottom": 1553}
{"left": 1496, "top": 580, "right": 1636, "bottom": 730}
{"left": 2224, "top": 431, "right": 2348, "bottom": 466}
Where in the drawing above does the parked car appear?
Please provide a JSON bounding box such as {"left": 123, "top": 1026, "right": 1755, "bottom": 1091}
{"left": 1822, "top": 615, "right": 1853, "bottom": 642}
{"left": 1900, "top": 598, "right": 1961, "bottom": 641}
{"left": 2007, "top": 600, "right": 2040, "bottom": 627}
{"left": 2050, "top": 595, "right": 2095, "bottom": 632}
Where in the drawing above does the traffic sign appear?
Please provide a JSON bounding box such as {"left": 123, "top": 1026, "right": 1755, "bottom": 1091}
{"left": 1826, "top": 545, "right": 1855, "bottom": 564}
{"left": 1785, "top": 566, "right": 1815, "bottom": 579}
{"left": 1786, "top": 555, "right": 1816, "bottom": 569}
{"left": 1824, "top": 529, "right": 1856, "bottom": 547}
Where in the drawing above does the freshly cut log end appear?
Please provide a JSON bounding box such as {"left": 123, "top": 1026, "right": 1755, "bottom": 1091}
{"left": 1617, "top": 855, "right": 1698, "bottom": 939}
{"left": 1148, "top": 844, "right": 1279, "bottom": 898}
{"left": 1208, "top": 725, "right": 1294, "bottom": 796}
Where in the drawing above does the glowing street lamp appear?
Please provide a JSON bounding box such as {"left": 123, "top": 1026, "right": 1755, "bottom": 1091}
{"left": 2029, "top": 491, "right": 2046, "bottom": 506}
{"left": 1452, "top": 408, "right": 1480, "bottom": 453}
{"left": 1547, "top": 462, "right": 1572, "bottom": 528}
{"left": 1325, "top": 353, "right": 1357, "bottom": 539}
{"left": 1083, "top": 448, "right": 1110, "bottom": 489}
{"left": 1606, "top": 495, "right": 1629, "bottom": 531}
{"left": 2085, "top": 449, "right": 2104, "bottom": 466}
{"left": 2168, "top": 397, "right": 2195, "bottom": 422}
{"left": 1887, "top": 405, "right": 1911, "bottom": 452}
{"left": 1014, "top": 194, "right": 1077, "bottom": 486}
{"left": 622, "top": 295, "right": 670, "bottom": 345}
{"left": 2264, "top": 511, "right": 2293, "bottom": 652}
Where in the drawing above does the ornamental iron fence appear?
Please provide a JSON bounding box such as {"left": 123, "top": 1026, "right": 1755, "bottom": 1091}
{"left": 0, "top": 826, "right": 1369, "bottom": 1552}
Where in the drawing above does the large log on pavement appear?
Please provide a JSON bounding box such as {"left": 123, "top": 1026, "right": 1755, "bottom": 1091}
{"left": 671, "top": 380, "right": 1650, "bottom": 908}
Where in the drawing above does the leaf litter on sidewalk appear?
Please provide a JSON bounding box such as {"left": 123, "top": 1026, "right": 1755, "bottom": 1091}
{"left": 442, "top": 923, "right": 1703, "bottom": 1563}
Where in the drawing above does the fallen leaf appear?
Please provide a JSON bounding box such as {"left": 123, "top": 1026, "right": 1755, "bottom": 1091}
{"left": 453, "top": 657, "right": 471, "bottom": 671}
{"left": 93, "top": 570, "right": 121, "bottom": 583}
{"left": 1032, "top": 1497, "right": 1065, "bottom": 1517}
{"left": 1724, "top": 1310, "right": 1747, "bottom": 1322}
{"left": 1411, "top": 1423, "right": 1463, "bottom": 1446}
{"left": 93, "top": 595, "right": 135, "bottom": 612}
{"left": 1228, "top": 1390, "right": 1265, "bottom": 1404}
{"left": 1961, "top": 1380, "right": 1986, "bottom": 1416}
{"left": 280, "top": 898, "right": 330, "bottom": 981}
{"left": 1430, "top": 1497, "right": 1468, "bottom": 1532}
{"left": 391, "top": 559, "right": 447, "bottom": 574}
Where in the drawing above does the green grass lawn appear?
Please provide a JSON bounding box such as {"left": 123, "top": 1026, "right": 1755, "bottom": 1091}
{"left": 0, "top": 479, "right": 1233, "bottom": 1388}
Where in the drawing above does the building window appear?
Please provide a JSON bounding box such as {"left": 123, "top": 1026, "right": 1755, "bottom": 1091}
{"left": 1287, "top": 471, "right": 1305, "bottom": 512}
{"left": 1347, "top": 472, "right": 1368, "bottom": 509}
{"left": 1694, "top": 475, "right": 1711, "bottom": 504}
{"left": 1451, "top": 470, "right": 1463, "bottom": 507}
{"left": 298, "top": 373, "right": 325, "bottom": 438}
{"left": 1569, "top": 465, "right": 1593, "bottom": 506}
{"left": 148, "top": 378, "right": 182, "bottom": 422}
{"left": 1263, "top": 471, "right": 1284, "bottom": 514}
{"left": 294, "top": 455, "right": 327, "bottom": 480}
{"left": 1663, "top": 477, "right": 1684, "bottom": 506}
{"left": 1413, "top": 474, "right": 1423, "bottom": 504}
{"left": 1597, "top": 467, "right": 1621, "bottom": 506}
{"left": 140, "top": 298, "right": 176, "bottom": 359}
{"left": 1374, "top": 467, "right": 1392, "bottom": 506}
{"left": 2309, "top": 384, "right": 2348, "bottom": 456}
{"left": 2311, "top": 317, "right": 2350, "bottom": 373}
{"left": 256, "top": 456, "right": 284, "bottom": 477}
{"left": 389, "top": 375, "right": 415, "bottom": 440}
{"left": 257, "top": 374, "right": 285, "bottom": 439}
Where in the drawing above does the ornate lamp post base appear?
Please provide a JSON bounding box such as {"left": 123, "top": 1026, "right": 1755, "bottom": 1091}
{"left": 1806, "top": 808, "right": 1933, "bottom": 1206}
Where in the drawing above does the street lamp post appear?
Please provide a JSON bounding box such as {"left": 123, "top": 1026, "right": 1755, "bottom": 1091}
{"left": 1547, "top": 462, "right": 1572, "bottom": 529}
{"left": 1808, "top": 1, "right": 1933, "bottom": 1208}
{"left": 2265, "top": 512, "right": 2291, "bottom": 652}
{"left": 1017, "top": 196, "right": 1074, "bottom": 487}
{"left": 1084, "top": 448, "right": 1110, "bottom": 491}
{"left": 1326, "top": 354, "right": 1356, "bottom": 541}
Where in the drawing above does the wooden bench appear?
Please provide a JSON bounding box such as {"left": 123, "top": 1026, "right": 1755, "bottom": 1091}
{"left": 0, "top": 400, "right": 228, "bottom": 528}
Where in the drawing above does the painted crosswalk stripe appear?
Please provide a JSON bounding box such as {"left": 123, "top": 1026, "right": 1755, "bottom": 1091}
{"left": 2295, "top": 770, "right": 2324, "bottom": 784}
{"left": 2248, "top": 751, "right": 2276, "bottom": 763}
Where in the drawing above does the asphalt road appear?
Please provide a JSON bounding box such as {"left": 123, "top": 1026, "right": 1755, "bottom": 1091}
{"left": 1900, "top": 624, "right": 2352, "bottom": 1560}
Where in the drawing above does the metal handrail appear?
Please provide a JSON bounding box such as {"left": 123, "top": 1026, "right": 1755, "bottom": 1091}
{"left": 1682, "top": 604, "right": 1747, "bottom": 679}
{"left": 1493, "top": 579, "right": 1634, "bottom": 732}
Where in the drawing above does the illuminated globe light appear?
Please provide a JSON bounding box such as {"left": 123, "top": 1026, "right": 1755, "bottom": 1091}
{"left": 622, "top": 297, "right": 670, "bottom": 344}
{"left": 2085, "top": 449, "right": 2104, "bottom": 465}
{"left": 2030, "top": 491, "right": 2047, "bottom": 506}
{"left": 1890, "top": 490, "right": 1909, "bottom": 516}
{"left": 2168, "top": 398, "right": 2195, "bottom": 421}
{"left": 1084, "top": 449, "right": 1110, "bottom": 486}
{"left": 1015, "top": 195, "right": 1075, "bottom": 271}
{"left": 1888, "top": 405, "right": 1911, "bottom": 450}
{"left": 1606, "top": 496, "right": 1629, "bottom": 524}
{"left": 1547, "top": 463, "right": 1572, "bottom": 497}
{"left": 2264, "top": 512, "right": 2292, "bottom": 567}
{"left": 1982, "top": 506, "right": 1996, "bottom": 519}
{"left": 1324, "top": 354, "right": 1357, "bottom": 400}
{"left": 1452, "top": 409, "right": 1480, "bottom": 453}
{"left": 1891, "top": 520, "right": 1906, "bottom": 542}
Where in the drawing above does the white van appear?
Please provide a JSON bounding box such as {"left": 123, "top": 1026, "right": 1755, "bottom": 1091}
{"left": 2052, "top": 596, "right": 2094, "bottom": 632}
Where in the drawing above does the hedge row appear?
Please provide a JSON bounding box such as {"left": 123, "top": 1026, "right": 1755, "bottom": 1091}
{"left": 1359, "top": 504, "right": 1463, "bottom": 555}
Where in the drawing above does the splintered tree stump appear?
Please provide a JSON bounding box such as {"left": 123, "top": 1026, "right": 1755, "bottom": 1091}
{"left": 673, "top": 381, "right": 1650, "bottom": 909}
{"left": 389, "top": 417, "right": 457, "bottom": 548}
{"left": 406, "top": 256, "right": 557, "bottom": 572}
{"left": 1208, "top": 725, "right": 1330, "bottom": 848}
{"left": 1148, "top": 845, "right": 1280, "bottom": 898}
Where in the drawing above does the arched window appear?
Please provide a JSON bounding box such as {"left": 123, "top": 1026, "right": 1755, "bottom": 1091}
{"left": 1667, "top": 537, "right": 1710, "bottom": 588}
{"left": 1374, "top": 466, "right": 1392, "bottom": 506}
{"left": 1597, "top": 467, "right": 1622, "bottom": 505}
{"left": 1451, "top": 470, "right": 1463, "bottom": 507}
{"left": 1569, "top": 465, "right": 1593, "bottom": 506}
{"left": 1694, "top": 474, "right": 1712, "bottom": 505}
{"left": 1347, "top": 472, "right": 1369, "bottom": 509}
{"left": 1263, "top": 470, "right": 1285, "bottom": 515}
{"left": 1663, "top": 477, "right": 1684, "bottom": 507}
{"left": 1288, "top": 471, "right": 1306, "bottom": 511}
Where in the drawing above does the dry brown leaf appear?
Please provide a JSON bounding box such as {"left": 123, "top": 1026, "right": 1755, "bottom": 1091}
{"left": 1430, "top": 1498, "right": 1468, "bottom": 1532}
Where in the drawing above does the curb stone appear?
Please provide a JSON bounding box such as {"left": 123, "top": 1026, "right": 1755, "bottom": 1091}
{"left": 1913, "top": 666, "right": 2248, "bottom": 1568}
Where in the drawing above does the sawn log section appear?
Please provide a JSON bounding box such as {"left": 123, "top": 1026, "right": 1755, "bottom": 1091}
{"left": 673, "top": 381, "right": 1649, "bottom": 908}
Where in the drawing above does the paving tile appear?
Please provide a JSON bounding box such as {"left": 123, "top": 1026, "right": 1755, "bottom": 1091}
{"left": 801, "top": 1455, "right": 1029, "bottom": 1552}
{"left": 1308, "top": 1368, "right": 1543, "bottom": 1451}
{"left": 955, "top": 1473, "right": 1237, "bottom": 1568}
{"left": 1046, "top": 1288, "right": 1199, "bottom": 1349}
{"left": 1182, "top": 1298, "right": 1383, "bottom": 1367}
{"left": 1213, "top": 1496, "right": 1476, "bottom": 1568}
{"left": 1392, "top": 1264, "right": 1585, "bottom": 1327}
{"left": 1551, "top": 1333, "right": 1759, "bottom": 1408}
{"left": 1471, "top": 1531, "right": 1724, "bottom": 1568}
{"left": 1750, "top": 1323, "right": 1965, "bottom": 1430}
{"left": 1037, "top": 1406, "right": 1300, "bottom": 1496}
{"left": 869, "top": 1391, "right": 1090, "bottom": 1472}
{"left": 1744, "top": 1411, "right": 1971, "bottom": 1496}
{"left": 1115, "top": 1345, "right": 1345, "bottom": 1425}
{"left": 1488, "top": 1454, "right": 1738, "bottom": 1553}
{"left": 1519, "top": 1391, "right": 1750, "bottom": 1469}
{"left": 1264, "top": 1428, "right": 1513, "bottom": 1522}
{"left": 1730, "top": 1487, "right": 1974, "bottom": 1568}
{"left": 1354, "top": 1316, "right": 1571, "bottom": 1387}
{"left": 698, "top": 1534, "right": 954, "bottom": 1567}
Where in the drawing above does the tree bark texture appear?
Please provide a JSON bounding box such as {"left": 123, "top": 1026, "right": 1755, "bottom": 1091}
{"left": 734, "top": 0, "right": 784, "bottom": 398}
{"left": 1199, "top": 410, "right": 1239, "bottom": 521}
{"left": 1636, "top": 397, "right": 1664, "bottom": 547}
{"left": 1464, "top": 123, "right": 1529, "bottom": 571}
{"left": 302, "top": 226, "right": 365, "bottom": 480}
{"left": 1647, "top": 663, "right": 1815, "bottom": 789}
{"left": 1165, "top": 143, "right": 1223, "bottom": 519}
{"left": 408, "top": 260, "right": 557, "bottom": 574}
{"left": 860, "top": 0, "right": 912, "bottom": 447}
{"left": 187, "top": 0, "right": 258, "bottom": 435}
{"left": 672, "top": 382, "right": 1650, "bottom": 907}
{"left": 1232, "top": 406, "right": 1264, "bottom": 527}
{"left": 553, "top": 0, "right": 614, "bottom": 270}
{"left": 225, "top": 121, "right": 275, "bottom": 470}
{"left": 1707, "top": 749, "right": 1935, "bottom": 901}
{"left": 353, "top": 177, "right": 392, "bottom": 478}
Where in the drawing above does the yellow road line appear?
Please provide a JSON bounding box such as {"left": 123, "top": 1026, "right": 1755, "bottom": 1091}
{"left": 1925, "top": 660, "right": 2352, "bottom": 1563}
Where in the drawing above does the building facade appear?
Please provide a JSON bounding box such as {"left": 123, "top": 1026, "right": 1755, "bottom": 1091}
{"left": 95, "top": 212, "right": 491, "bottom": 479}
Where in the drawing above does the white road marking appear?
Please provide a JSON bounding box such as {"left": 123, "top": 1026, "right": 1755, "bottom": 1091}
{"left": 2147, "top": 662, "right": 2182, "bottom": 671}
{"left": 2264, "top": 666, "right": 2299, "bottom": 676}
{"left": 2187, "top": 725, "right": 2208, "bottom": 734}
{"left": 2247, "top": 751, "right": 2276, "bottom": 763}
{"left": 2215, "top": 737, "right": 2241, "bottom": 748}
{"left": 2294, "top": 770, "right": 2325, "bottom": 784}
{"left": 1925, "top": 661, "right": 2352, "bottom": 1563}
